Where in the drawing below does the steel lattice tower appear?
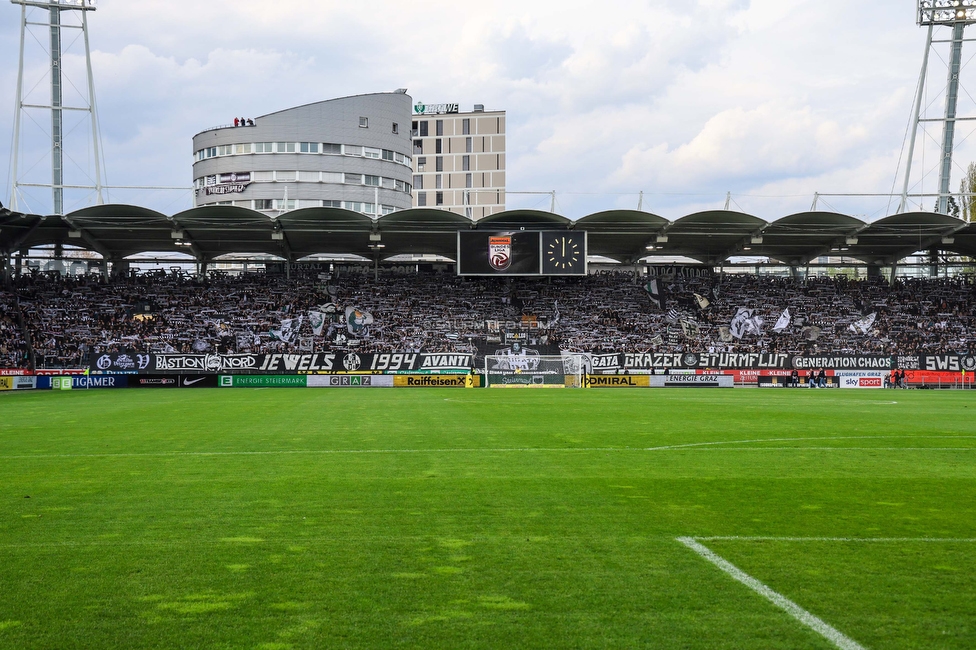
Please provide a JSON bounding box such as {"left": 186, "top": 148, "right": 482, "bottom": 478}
{"left": 9, "top": 0, "right": 103, "bottom": 215}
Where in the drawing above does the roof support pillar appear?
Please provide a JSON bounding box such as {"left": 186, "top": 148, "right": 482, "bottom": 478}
{"left": 2, "top": 251, "right": 10, "bottom": 289}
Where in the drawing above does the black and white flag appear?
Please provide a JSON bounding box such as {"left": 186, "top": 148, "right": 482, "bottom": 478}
{"left": 730, "top": 308, "right": 763, "bottom": 339}
{"left": 645, "top": 279, "right": 665, "bottom": 310}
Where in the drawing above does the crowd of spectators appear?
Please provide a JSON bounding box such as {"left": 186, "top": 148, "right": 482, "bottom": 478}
{"left": 2, "top": 268, "right": 974, "bottom": 369}
{"left": 0, "top": 292, "right": 31, "bottom": 369}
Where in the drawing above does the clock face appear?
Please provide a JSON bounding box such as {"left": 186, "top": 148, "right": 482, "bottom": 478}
{"left": 543, "top": 233, "right": 584, "bottom": 275}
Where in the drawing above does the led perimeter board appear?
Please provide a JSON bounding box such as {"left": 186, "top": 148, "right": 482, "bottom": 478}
{"left": 457, "top": 231, "right": 587, "bottom": 276}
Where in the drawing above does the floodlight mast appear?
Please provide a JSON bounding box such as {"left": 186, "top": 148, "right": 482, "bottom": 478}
{"left": 901, "top": 2, "right": 976, "bottom": 214}
{"left": 9, "top": 0, "right": 101, "bottom": 215}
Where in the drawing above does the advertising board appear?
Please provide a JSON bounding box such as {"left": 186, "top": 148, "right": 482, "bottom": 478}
{"left": 834, "top": 371, "right": 885, "bottom": 389}
{"left": 584, "top": 375, "right": 651, "bottom": 388}
{"left": 129, "top": 375, "right": 180, "bottom": 388}
{"left": 307, "top": 375, "right": 394, "bottom": 387}
{"left": 219, "top": 375, "right": 307, "bottom": 388}
{"left": 37, "top": 375, "right": 129, "bottom": 389}
{"left": 648, "top": 375, "right": 735, "bottom": 388}
{"left": 392, "top": 375, "right": 480, "bottom": 387}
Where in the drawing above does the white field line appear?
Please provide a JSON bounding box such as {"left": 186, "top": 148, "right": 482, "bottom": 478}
{"left": 693, "top": 536, "right": 976, "bottom": 543}
{"left": 676, "top": 536, "right": 866, "bottom": 650}
{"left": 642, "top": 435, "right": 976, "bottom": 451}
{"left": 1, "top": 435, "right": 975, "bottom": 460}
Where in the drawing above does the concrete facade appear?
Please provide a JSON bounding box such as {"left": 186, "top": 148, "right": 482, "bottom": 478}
{"left": 410, "top": 107, "right": 506, "bottom": 219}
{"left": 191, "top": 91, "right": 414, "bottom": 216}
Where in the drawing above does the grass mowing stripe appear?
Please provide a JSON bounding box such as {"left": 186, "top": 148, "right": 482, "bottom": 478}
{"left": 677, "top": 537, "right": 867, "bottom": 650}
{"left": 3, "top": 434, "right": 976, "bottom": 460}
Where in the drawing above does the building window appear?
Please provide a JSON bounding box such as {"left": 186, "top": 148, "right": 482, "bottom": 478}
{"left": 365, "top": 175, "right": 380, "bottom": 187}
{"left": 255, "top": 199, "right": 274, "bottom": 210}
{"left": 381, "top": 204, "right": 395, "bottom": 215}
{"left": 466, "top": 137, "right": 473, "bottom": 153}
{"left": 417, "top": 156, "right": 426, "bottom": 171}
{"left": 435, "top": 191, "right": 444, "bottom": 206}
{"left": 436, "top": 120, "right": 443, "bottom": 136}
{"left": 254, "top": 142, "right": 273, "bottom": 153}
{"left": 396, "top": 179, "right": 406, "bottom": 192}
{"left": 435, "top": 156, "right": 443, "bottom": 172}
{"left": 218, "top": 145, "right": 233, "bottom": 156}
{"left": 276, "top": 142, "right": 296, "bottom": 153}
{"left": 382, "top": 149, "right": 395, "bottom": 161}
{"left": 345, "top": 173, "right": 363, "bottom": 184}
{"left": 322, "top": 200, "right": 342, "bottom": 208}
{"left": 206, "top": 147, "right": 217, "bottom": 158}
{"left": 274, "top": 199, "right": 296, "bottom": 211}
{"left": 462, "top": 118, "right": 470, "bottom": 135}
{"left": 359, "top": 116, "right": 368, "bottom": 128}
{"left": 435, "top": 139, "right": 442, "bottom": 154}
{"left": 344, "top": 145, "right": 363, "bottom": 156}
{"left": 435, "top": 174, "right": 442, "bottom": 190}
{"left": 253, "top": 171, "right": 273, "bottom": 182}
{"left": 274, "top": 171, "right": 297, "bottom": 182}
{"left": 462, "top": 155, "right": 470, "bottom": 171}
{"left": 419, "top": 121, "right": 429, "bottom": 137}
{"left": 322, "top": 172, "right": 343, "bottom": 184}
{"left": 466, "top": 173, "right": 473, "bottom": 188}
{"left": 413, "top": 140, "right": 423, "bottom": 155}
{"left": 300, "top": 142, "right": 319, "bottom": 153}
{"left": 322, "top": 143, "right": 341, "bottom": 155}
{"left": 235, "top": 143, "right": 251, "bottom": 154}
{"left": 413, "top": 175, "right": 423, "bottom": 190}
{"left": 418, "top": 192, "right": 427, "bottom": 207}
{"left": 298, "top": 171, "right": 319, "bottom": 182}
{"left": 364, "top": 147, "right": 381, "bottom": 159}
{"left": 395, "top": 152, "right": 405, "bottom": 164}
{"left": 392, "top": 122, "right": 399, "bottom": 134}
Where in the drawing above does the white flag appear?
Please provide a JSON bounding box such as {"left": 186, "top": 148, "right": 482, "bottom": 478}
{"left": 773, "top": 308, "right": 791, "bottom": 333}
{"left": 309, "top": 311, "right": 326, "bottom": 336}
{"left": 345, "top": 306, "right": 374, "bottom": 335}
{"left": 849, "top": 312, "right": 877, "bottom": 335}
{"left": 730, "top": 308, "right": 753, "bottom": 339}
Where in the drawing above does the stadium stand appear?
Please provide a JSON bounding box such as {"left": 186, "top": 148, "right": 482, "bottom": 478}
{"left": 4, "top": 270, "right": 974, "bottom": 369}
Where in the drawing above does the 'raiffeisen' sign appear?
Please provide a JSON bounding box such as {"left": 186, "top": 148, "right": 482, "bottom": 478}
{"left": 413, "top": 102, "right": 459, "bottom": 115}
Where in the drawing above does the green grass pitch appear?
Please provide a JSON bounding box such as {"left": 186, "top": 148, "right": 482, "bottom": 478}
{"left": 1, "top": 387, "right": 975, "bottom": 649}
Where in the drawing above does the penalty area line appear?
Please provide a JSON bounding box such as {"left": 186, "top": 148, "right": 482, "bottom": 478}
{"left": 676, "top": 536, "right": 866, "bottom": 650}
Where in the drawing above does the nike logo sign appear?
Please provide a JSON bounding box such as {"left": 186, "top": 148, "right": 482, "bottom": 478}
{"left": 183, "top": 378, "right": 206, "bottom": 386}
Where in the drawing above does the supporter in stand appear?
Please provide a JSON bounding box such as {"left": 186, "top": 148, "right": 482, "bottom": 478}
{"left": 6, "top": 269, "right": 975, "bottom": 369}
{"left": 0, "top": 292, "right": 31, "bottom": 369}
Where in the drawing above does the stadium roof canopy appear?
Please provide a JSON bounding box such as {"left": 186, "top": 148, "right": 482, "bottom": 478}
{"left": 2, "top": 204, "right": 975, "bottom": 266}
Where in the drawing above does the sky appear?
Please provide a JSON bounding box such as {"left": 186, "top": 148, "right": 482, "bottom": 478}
{"left": 2, "top": 0, "right": 975, "bottom": 222}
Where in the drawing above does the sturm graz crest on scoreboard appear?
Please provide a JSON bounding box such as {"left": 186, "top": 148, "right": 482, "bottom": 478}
{"left": 488, "top": 236, "right": 512, "bottom": 271}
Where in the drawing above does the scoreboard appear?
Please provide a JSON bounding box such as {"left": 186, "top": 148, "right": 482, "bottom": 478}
{"left": 457, "top": 231, "right": 587, "bottom": 276}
